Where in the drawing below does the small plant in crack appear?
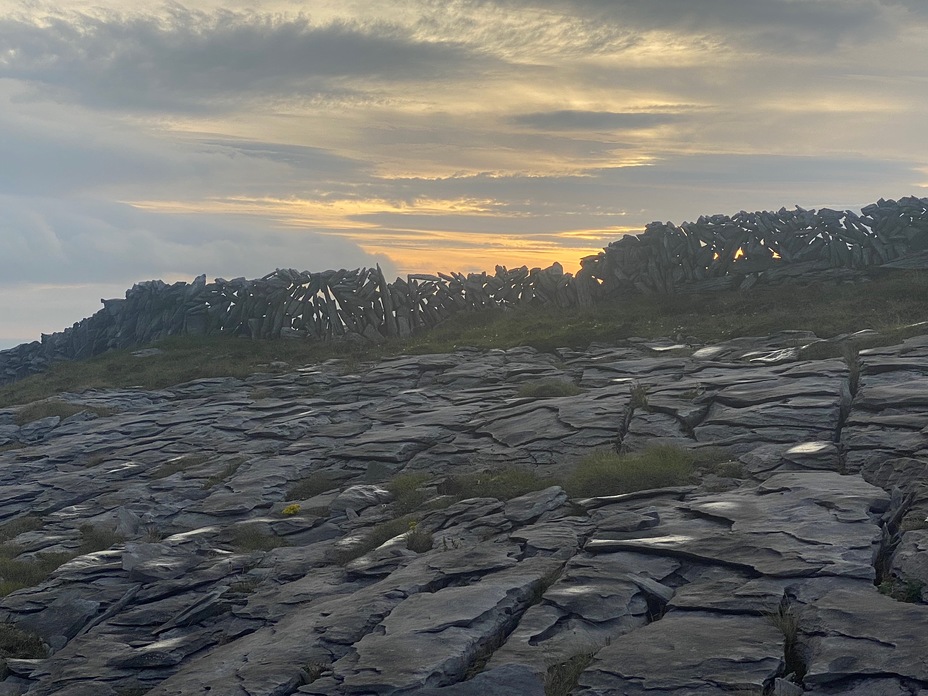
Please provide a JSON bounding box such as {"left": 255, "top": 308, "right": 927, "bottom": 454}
{"left": 765, "top": 599, "right": 807, "bottom": 683}
{"left": 301, "top": 661, "right": 329, "bottom": 684}
{"left": 629, "top": 382, "right": 650, "bottom": 410}
{"left": 404, "top": 521, "right": 433, "bottom": 553}
{"left": 545, "top": 650, "right": 596, "bottom": 696}
{"left": 878, "top": 578, "right": 924, "bottom": 603}
{"left": 841, "top": 344, "right": 860, "bottom": 396}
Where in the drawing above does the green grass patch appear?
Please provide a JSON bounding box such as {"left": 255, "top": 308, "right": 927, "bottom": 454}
{"left": 545, "top": 651, "right": 596, "bottom": 696}
{"left": 287, "top": 473, "right": 340, "bottom": 500}
{"left": 13, "top": 399, "right": 114, "bottom": 426}
{"left": 150, "top": 453, "right": 211, "bottom": 480}
{"left": 878, "top": 578, "right": 925, "bottom": 603}
{"left": 0, "top": 623, "right": 46, "bottom": 659}
{"left": 386, "top": 473, "right": 432, "bottom": 515}
{"left": 0, "top": 516, "right": 43, "bottom": 544}
{"left": 202, "top": 457, "right": 245, "bottom": 489}
{"left": 563, "top": 446, "right": 726, "bottom": 497}
{"left": 331, "top": 515, "right": 417, "bottom": 565}
{"left": 441, "top": 467, "right": 553, "bottom": 501}
{"left": 404, "top": 522, "right": 433, "bottom": 553}
{"left": 0, "top": 547, "right": 76, "bottom": 596}
{"left": 229, "top": 526, "right": 287, "bottom": 553}
{"left": 79, "top": 524, "right": 124, "bottom": 554}
{"left": 516, "top": 379, "right": 582, "bottom": 399}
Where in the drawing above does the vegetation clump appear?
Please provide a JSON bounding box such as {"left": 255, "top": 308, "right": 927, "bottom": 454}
{"left": 441, "top": 467, "right": 553, "bottom": 501}
{"left": 545, "top": 651, "right": 596, "bottom": 696}
{"left": 331, "top": 515, "right": 418, "bottom": 565}
{"left": 563, "top": 446, "right": 728, "bottom": 498}
{"left": 0, "top": 516, "right": 43, "bottom": 544}
{"left": 404, "top": 521, "right": 433, "bottom": 553}
{"left": 878, "top": 578, "right": 924, "bottom": 603}
{"left": 0, "top": 623, "right": 46, "bottom": 659}
{"left": 517, "top": 379, "right": 582, "bottom": 399}
{"left": 287, "top": 473, "right": 339, "bottom": 501}
{"left": 385, "top": 473, "right": 432, "bottom": 515}
{"left": 0, "top": 549, "right": 75, "bottom": 597}
{"left": 229, "top": 526, "right": 287, "bottom": 553}
{"left": 150, "top": 453, "right": 211, "bottom": 480}
{"left": 13, "top": 399, "right": 114, "bottom": 426}
{"left": 79, "top": 524, "right": 124, "bottom": 554}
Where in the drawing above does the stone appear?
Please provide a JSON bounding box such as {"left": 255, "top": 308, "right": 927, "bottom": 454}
{"left": 3, "top": 326, "right": 928, "bottom": 695}
{"left": 330, "top": 484, "right": 394, "bottom": 514}
{"left": 503, "top": 486, "right": 567, "bottom": 524}
{"left": 414, "top": 664, "right": 544, "bottom": 695}
{"left": 802, "top": 587, "right": 928, "bottom": 687}
{"left": 336, "top": 566, "right": 547, "bottom": 694}
{"left": 889, "top": 528, "right": 928, "bottom": 589}
{"left": 576, "top": 612, "right": 783, "bottom": 695}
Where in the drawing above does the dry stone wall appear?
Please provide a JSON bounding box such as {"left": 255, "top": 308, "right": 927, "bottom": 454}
{"left": 582, "top": 195, "right": 928, "bottom": 295}
{"left": 3, "top": 196, "right": 928, "bottom": 386}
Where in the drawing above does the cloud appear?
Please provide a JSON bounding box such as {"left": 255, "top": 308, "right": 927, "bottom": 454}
{"left": 0, "top": 82, "right": 370, "bottom": 199}
{"left": 0, "top": 195, "right": 394, "bottom": 287}
{"left": 499, "top": 0, "right": 890, "bottom": 53}
{"left": 0, "top": 6, "right": 492, "bottom": 112}
{"left": 509, "top": 110, "right": 682, "bottom": 131}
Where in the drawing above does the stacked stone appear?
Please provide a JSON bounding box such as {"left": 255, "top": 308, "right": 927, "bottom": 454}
{"left": 582, "top": 196, "right": 928, "bottom": 295}
{"left": 4, "top": 197, "right": 928, "bottom": 387}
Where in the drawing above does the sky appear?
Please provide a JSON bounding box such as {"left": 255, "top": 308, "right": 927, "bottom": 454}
{"left": 2, "top": 0, "right": 928, "bottom": 348}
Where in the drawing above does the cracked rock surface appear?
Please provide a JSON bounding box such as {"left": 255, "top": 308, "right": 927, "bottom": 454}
{"left": 0, "top": 332, "right": 926, "bottom": 695}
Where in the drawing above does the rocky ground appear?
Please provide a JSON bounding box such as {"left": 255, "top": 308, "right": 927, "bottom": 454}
{"left": 0, "top": 329, "right": 926, "bottom": 695}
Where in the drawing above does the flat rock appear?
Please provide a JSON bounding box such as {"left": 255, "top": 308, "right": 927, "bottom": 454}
{"left": 801, "top": 587, "right": 928, "bottom": 688}
{"left": 576, "top": 612, "right": 783, "bottom": 695}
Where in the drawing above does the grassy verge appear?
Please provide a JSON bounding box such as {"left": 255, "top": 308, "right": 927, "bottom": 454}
{"left": 2, "top": 271, "right": 928, "bottom": 407}
{"left": 517, "top": 379, "right": 583, "bottom": 399}
{"left": 0, "top": 623, "right": 46, "bottom": 659}
{"left": 564, "top": 446, "right": 730, "bottom": 497}
{"left": 0, "top": 548, "right": 75, "bottom": 596}
{"left": 13, "top": 399, "right": 115, "bottom": 426}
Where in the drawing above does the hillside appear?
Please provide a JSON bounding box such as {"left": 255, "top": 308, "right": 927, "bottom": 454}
{"left": 0, "top": 303, "right": 926, "bottom": 694}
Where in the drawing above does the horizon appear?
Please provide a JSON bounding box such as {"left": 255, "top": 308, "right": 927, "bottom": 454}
{"left": 2, "top": 0, "right": 927, "bottom": 346}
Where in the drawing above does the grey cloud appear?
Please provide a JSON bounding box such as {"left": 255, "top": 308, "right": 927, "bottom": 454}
{"left": 0, "top": 195, "right": 394, "bottom": 287}
{"left": 496, "top": 0, "right": 890, "bottom": 52}
{"left": 0, "top": 8, "right": 490, "bottom": 111}
{"left": 355, "top": 153, "right": 922, "bottom": 232}
{"left": 0, "top": 90, "right": 368, "bottom": 198}
{"left": 510, "top": 110, "right": 682, "bottom": 131}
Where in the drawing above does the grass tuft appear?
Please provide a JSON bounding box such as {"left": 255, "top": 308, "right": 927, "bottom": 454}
{"left": 150, "top": 454, "right": 210, "bottom": 480}
{"left": 404, "top": 522, "right": 433, "bottom": 553}
{"left": 564, "top": 446, "right": 725, "bottom": 498}
{"left": 386, "top": 473, "right": 432, "bottom": 515}
{"left": 0, "top": 548, "right": 75, "bottom": 596}
{"left": 628, "top": 382, "right": 650, "bottom": 410}
{"left": 441, "top": 467, "right": 553, "bottom": 501}
{"left": 545, "top": 651, "right": 596, "bottom": 696}
{"left": 0, "top": 623, "right": 46, "bottom": 659}
{"left": 517, "top": 379, "right": 583, "bottom": 399}
{"left": 331, "top": 515, "right": 416, "bottom": 566}
{"left": 13, "top": 399, "right": 115, "bottom": 426}
{"left": 0, "top": 516, "right": 43, "bottom": 544}
{"left": 878, "top": 578, "right": 924, "bottom": 603}
{"left": 229, "top": 526, "right": 287, "bottom": 553}
{"left": 287, "top": 473, "right": 339, "bottom": 501}
{"left": 79, "top": 524, "right": 124, "bottom": 554}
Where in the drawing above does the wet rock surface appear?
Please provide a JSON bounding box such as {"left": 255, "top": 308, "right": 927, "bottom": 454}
{"left": 0, "top": 331, "right": 926, "bottom": 694}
